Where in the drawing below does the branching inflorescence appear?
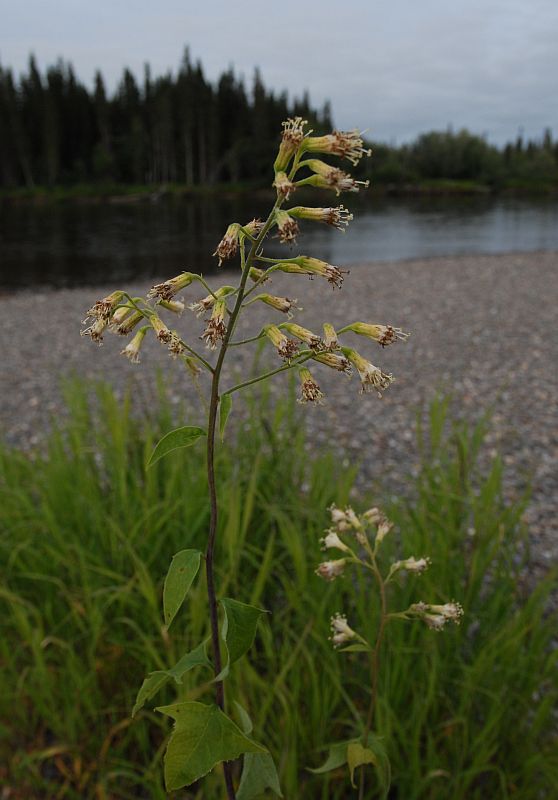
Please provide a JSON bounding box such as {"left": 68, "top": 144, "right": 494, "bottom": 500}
{"left": 80, "top": 118, "right": 415, "bottom": 798}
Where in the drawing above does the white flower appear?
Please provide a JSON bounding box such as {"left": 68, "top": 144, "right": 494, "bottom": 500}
{"left": 315, "top": 559, "right": 346, "bottom": 581}
{"left": 329, "top": 613, "right": 357, "bottom": 647}
{"left": 320, "top": 530, "right": 350, "bottom": 552}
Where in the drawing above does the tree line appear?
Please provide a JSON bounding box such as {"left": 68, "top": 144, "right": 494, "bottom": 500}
{"left": 1, "top": 51, "right": 557, "bottom": 191}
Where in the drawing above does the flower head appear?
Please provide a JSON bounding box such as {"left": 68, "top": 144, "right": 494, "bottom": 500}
{"left": 289, "top": 205, "right": 353, "bottom": 231}
{"left": 277, "top": 256, "right": 347, "bottom": 289}
{"left": 329, "top": 613, "right": 357, "bottom": 647}
{"left": 320, "top": 529, "right": 350, "bottom": 552}
{"left": 84, "top": 291, "right": 126, "bottom": 322}
{"left": 273, "top": 171, "right": 296, "bottom": 199}
{"left": 274, "top": 117, "right": 307, "bottom": 172}
{"left": 275, "top": 210, "right": 300, "bottom": 244}
{"left": 249, "top": 266, "right": 269, "bottom": 284}
{"left": 242, "top": 218, "right": 264, "bottom": 239}
{"left": 80, "top": 316, "right": 109, "bottom": 344}
{"left": 298, "top": 367, "right": 324, "bottom": 404}
{"left": 313, "top": 352, "right": 352, "bottom": 373}
{"left": 303, "top": 159, "right": 369, "bottom": 195}
{"left": 282, "top": 322, "right": 324, "bottom": 350}
{"left": 213, "top": 223, "right": 242, "bottom": 266}
{"left": 408, "top": 601, "right": 464, "bottom": 630}
{"left": 116, "top": 309, "right": 144, "bottom": 336}
{"left": 157, "top": 299, "right": 185, "bottom": 315}
{"left": 315, "top": 559, "right": 346, "bottom": 582}
{"left": 390, "top": 557, "right": 431, "bottom": 577}
{"left": 189, "top": 286, "right": 234, "bottom": 317}
{"left": 168, "top": 332, "right": 186, "bottom": 358}
{"left": 150, "top": 315, "right": 173, "bottom": 344}
{"left": 263, "top": 324, "right": 299, "bottom": 361}
{"left": 253, "top": 294, "right": 298, "bottom": 316}
{"left": 302, "top": 130, "right": 372, "bottom": 166}
{"left": 201, "top": 300, "right": 227, "bottom": 350}
{"left": 147, "top": 272, "right": 195, "bottom": 302}
{"left": 344, "top": 322, "right": 410, "bottom": 347}
{"left": 322, "top": 323, "right": 339, "bottom": 350}
{"left": 120, "top": 326, "right": 149, "bottom": 363}
{"left": 342, "top": 347, "right": 394, "bottom": 396}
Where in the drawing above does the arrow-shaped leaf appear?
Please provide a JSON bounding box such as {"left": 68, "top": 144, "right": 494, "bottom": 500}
{"left": 147, "top": 426, "right": 206, "bottom": 468}
{"left": 156, "top": 701, "right": 267, "bottom": 791}
{"left": 216, "top": 598, "right": 267, "bottom": 681}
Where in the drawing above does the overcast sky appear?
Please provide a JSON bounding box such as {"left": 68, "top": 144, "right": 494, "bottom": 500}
{"left": 1, "top": 0, "right": 557, "bottom": 145}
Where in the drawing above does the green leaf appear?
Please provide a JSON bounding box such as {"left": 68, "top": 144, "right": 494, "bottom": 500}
{"left": 237, "top": 752, "right": 283, "bottom": 799}
{"left": 147, "top": 426, "right": 206, "bottom": 467}
{"left": 234, "top": 701, "right": 254, "bottom": 735}
{"left": 132, "top": 672, "right": 168, "bottom": 718}
{"left": 163, "top": 549, "right": 202, "bottom": 628}
{"left": 132, "top": 641, "right": 211, "bottom": 717}
{"left": 156, "top": 701, "right": 266, "bottom": 791}
{"left": 307, "top": 741, "right": 349, "bottom": 774}
{"left": 219, "top": 394, "right": 233, "bottom": 442}
{"left": 347, "top": 737, "right": 391, "bottom": 798}
{"left": 217, "top": 598, "right": 267, "bottom": 680}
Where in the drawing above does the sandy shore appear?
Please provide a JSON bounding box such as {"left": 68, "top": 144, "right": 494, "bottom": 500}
{"left": 1, "top": 251, "right": 556, "bottom": 570}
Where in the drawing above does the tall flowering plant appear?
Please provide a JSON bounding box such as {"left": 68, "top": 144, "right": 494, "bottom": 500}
{"left": 81, "top": 119, "right": 411, "bottom": 798}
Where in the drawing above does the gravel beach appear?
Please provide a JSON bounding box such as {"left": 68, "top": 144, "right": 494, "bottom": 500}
{"left": 1, "top": 251, "right": 556, "bottom": 571}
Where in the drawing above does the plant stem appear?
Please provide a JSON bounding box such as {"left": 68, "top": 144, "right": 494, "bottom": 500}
{"left": 359, "top": 556, "right": 388, "bottom": 800}
{"left": 204, "top": 198, "right": 282, "bottom": 799}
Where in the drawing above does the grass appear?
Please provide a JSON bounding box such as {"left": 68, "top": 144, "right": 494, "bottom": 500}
{"left": 0, "top": 382, "right": 556, "bottom": 799}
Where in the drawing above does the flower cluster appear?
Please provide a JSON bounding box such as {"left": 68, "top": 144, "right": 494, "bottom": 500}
{"left": 80, "top": 117, "right": 408, "bottom": 415}
{"left": 316, "top": 504, "right": 463, "bottom": 650}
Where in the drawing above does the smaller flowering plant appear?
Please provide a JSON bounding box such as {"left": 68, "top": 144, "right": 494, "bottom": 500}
{"left": 313, "top": 504, "right": 463, "bottom": 795}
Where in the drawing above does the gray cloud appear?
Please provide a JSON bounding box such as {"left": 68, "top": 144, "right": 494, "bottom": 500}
{"left": 1, "top": 0, "right": 556, "bottom": 144}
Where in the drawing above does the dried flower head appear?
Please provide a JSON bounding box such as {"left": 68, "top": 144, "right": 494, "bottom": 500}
{"left": 242, "top": 218, "right": 264, "bottom": 239}
{"left": 344, "top": 322, "right": 410, "bottom": 347}
{"left": 213, "top": 223, "right": 242, "bottom": 266}
{"left": 168, "top": 332, "right": 186, "bottom": 358}
{"left": 80, "top": 316, "right": 109, "bottom": 344}
{"left": 274, "top": 117, "right": 307, "bottom": 172}
{"left": 253, "top": 294, "right": 298, "bottom": 316}
{"left": 342, "top": 347, "right": 394, "bottom": 396}
{"left": 263, "top": 325, "right": 299, "bottom": 361}
{"left": 147, "top": 272, "right": 195, "bottom": 302}
{"left": 303, "top": 159, "right": 370, "bottom": 195}
{"left": 329, "top": 613, "right": 357, "bottom": 647}
{"left": 322, "top": 323, "right": 339, "bottom": 350}
{"left": 273, "top": 171, "right": 296, "bottom": 199}
{"left": 115, "top": 309, "right": 144, "bottom": 336}
{"left": 189, "top": 286, "right": 235, "bottom": 317}
{"left": 120, "top": 326, "right": 149, "bottom": 363}
{"left": 282, "top": 322, "right": 324, "bottom": 350}
{"left": 289, "top": 205, "right": 353, "bottom": 231}
{"left": 150, "top": 315, "right": 173, "bottom": 344}
{"left": 303, "top": 130, "right": 372, "bottom": 166}
{"left": 84, "top": 290, "right": 126, "bottom": 322}
{"left": 313, "top": 352, "right": 352, "bottom": 373}
{"left": 277, "top": 257, "right": 347, "bottom": 288}
{"left": 315, "top": 559, "right": 346, "bottom": 582}
{"left": 275, "top": 210, "right": 300, "bottom": 244}
{"left": 202, "top": 300, "right": 227, "bottom": 350}
{"left": 298, "top": 367, "right": 324, "bottom": 404}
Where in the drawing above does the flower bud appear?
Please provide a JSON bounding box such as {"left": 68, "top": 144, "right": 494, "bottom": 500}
{"left": 341, "top": 347, "right": 394, "bottom": 396}
{"left": 390, "top": 556, "right": 431, "bottom": 576}
{"left": 329, "top": 613, "right": 357, "bottom": 647}
{"left": 148, "top": 272, "right": 195, "bottom": 301}
{"left": 120, "top": 326, "right": 149, "bottom": 363}
{"left": 158, "top": 299, "right": 185, "bottom": 315}
{"left": 298, "top": 367, "right": 324, "bottom": 404}
{"left": 322, "top": 323, "right": 339, "bottom": 350}
{"left": 110, "top": 305, "right": 134, "bottom": 329}
{"left": 213, "top": 223, "right": 242, "bottom": 266}
{"left": 315, "top": 559, "right": 346, "bottom": 581}
{"left": 274, "top": 117, "right": 307, "bottom": 172}
{"left": 375, "top": 517, "right": 393, "bottom": 546}
{"left": 344, "top": 322, "right": 410, "bottom": 347}
{"left": 249, "top": 266, "right": 268, "bottom": 283}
